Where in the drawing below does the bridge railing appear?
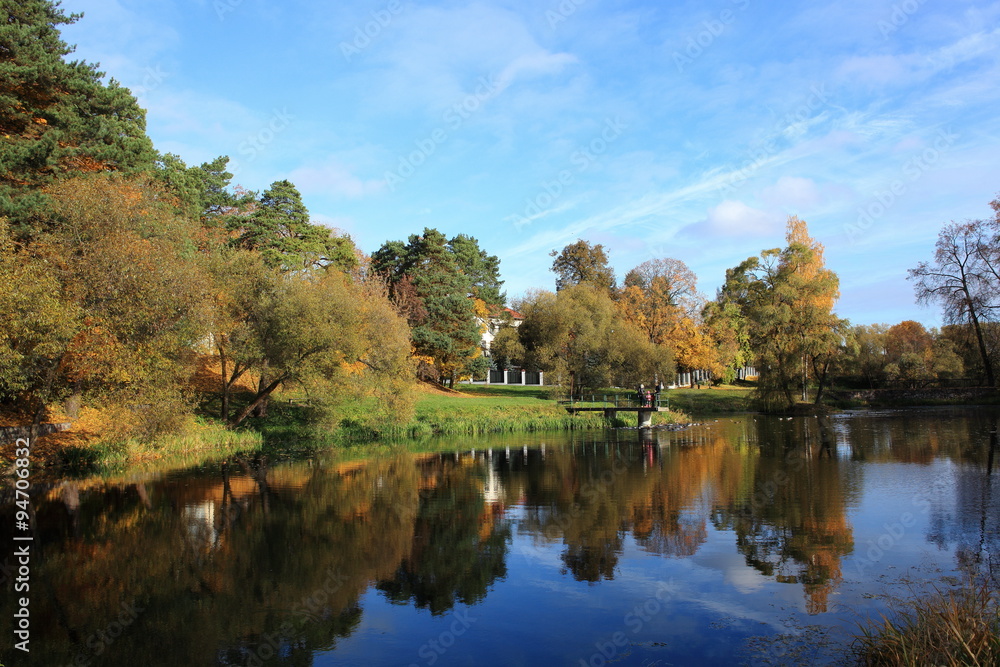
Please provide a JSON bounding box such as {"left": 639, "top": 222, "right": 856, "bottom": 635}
{"left": 562, "top": 393, "right": 669, "bottom": 410}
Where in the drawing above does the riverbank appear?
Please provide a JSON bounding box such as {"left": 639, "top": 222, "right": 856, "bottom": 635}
{"left": 2, "top": 383, "right": 694, "bottom": 476}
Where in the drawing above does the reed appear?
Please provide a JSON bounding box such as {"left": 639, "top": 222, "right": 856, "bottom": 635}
{"left": 852, "top": 577, "right": 1000, "bottom": 666}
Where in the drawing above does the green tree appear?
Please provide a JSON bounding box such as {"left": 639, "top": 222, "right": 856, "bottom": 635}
{"left": 448, "top": 233, "right": 505, "bottom": 306}
{"left": 152, "top": 154, "right": 253, "bottom": 237}
{"left": 229, "top": 179, "right": 357, "bottom": 273}
{"left": 226, "top": 268, "right": 414, "bottom": 427}
{"left": 516, "top": 284, "right": 672, "bottom": 395}
{"left": 0, "top": 0, "right": 156, "bottom": 236}
{"left": 701, "top": 300, "right": 752, "bottom": 384}
{"left": 550, "top": 239, "right": 616, "bottom": 293}
{"left": 372, "top": 228, "right": 503, "bottom": 387}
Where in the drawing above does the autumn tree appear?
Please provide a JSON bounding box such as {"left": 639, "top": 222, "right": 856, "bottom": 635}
{"left": 514, "top": 284, "right": 673, "bottom": 395}
{"left": 225, "top": 269, "right": 414, "bottom": 427}
{"left": 0, "top": 220, "right": 81, "bottom": 423}
{"left": 909, "top": 218, "right": 999, "bottom": 386}
{"left": 550, "top": 239, "right": 616, "bottom": 293}
{"left": 38, "top": 174, "right": 212, "bottom": 438}
{"left": 618, "top": 258, "right": 699, "bottom": 345}
{"left": 0, "top": 0, "right": 156, "bottom": 236}
{"left": 718, "top": 217, "right": 843, "bottom": 410}
{"left": 617, "top": 257, "right": 722, "bottom": 377}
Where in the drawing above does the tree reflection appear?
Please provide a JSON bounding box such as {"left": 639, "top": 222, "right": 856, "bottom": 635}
{"left": 376, "top": 453, "right": 511, "bottom": 614}
{"left": 713, "top": 416, "right": 858, "bottom": 614}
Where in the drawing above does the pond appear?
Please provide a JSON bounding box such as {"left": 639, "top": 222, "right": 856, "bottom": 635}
{"left": 2, "top": 407, "right": 999, "bottom": 666}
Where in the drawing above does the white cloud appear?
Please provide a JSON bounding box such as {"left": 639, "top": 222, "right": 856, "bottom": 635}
{"left": 761, "top": 176, "right": 823, "bottom": 210}
{"left": 703, "top": 200, "right": 782, "bottom": 237}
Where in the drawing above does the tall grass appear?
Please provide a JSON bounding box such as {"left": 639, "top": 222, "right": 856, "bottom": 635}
{"left": 58, "top": 418, "right": 264, "bottom": 477}
{"left": 852, "top": 577, "right": 1000, "bottom": 666}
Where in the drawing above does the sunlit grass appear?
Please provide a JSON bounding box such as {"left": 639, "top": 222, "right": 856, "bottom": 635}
{"left": 58, "top": 418, "right": 264, "bottom": 478}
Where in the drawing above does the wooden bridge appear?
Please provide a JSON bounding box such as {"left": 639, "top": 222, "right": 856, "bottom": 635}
{"left": 562, "top": 394, "right": 669, "bottom": 428}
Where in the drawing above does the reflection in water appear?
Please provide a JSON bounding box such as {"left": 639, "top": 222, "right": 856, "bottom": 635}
{"left": 2, "top": 408, "right": 999, "bottom": 666}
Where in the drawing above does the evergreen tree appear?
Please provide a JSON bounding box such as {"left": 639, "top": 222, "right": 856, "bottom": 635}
{"left": 229, "top": 179, "right": 357, "bottom": 272}
{"left": 373, "top": 228, "right": 502, "bottom": 386}
{"left": 0, "top": 0, "right": 156, "bottom": 235}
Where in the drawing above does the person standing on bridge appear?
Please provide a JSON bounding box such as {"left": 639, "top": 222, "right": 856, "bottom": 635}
{"left": 636, "top": 384, "right": 645, "bottom": 407}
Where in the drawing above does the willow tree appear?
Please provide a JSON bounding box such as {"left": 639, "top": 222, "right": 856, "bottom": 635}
{"left": 718, "top": 217, "right": 842, "bottom": 410}
{"left": 515, "top": 284, "right": 673, "bottom": 395}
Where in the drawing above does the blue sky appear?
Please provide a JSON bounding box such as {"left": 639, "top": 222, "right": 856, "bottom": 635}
{"left": 60, "top": 0, "right": 1000, "bottom": 326}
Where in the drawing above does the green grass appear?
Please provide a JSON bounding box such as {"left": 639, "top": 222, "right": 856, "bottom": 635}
{"left": 47, "top": 383, "right": 693, "bottom": 475}
{"left": 647, "top": 385, "right": 752, "bottom": 414}
{"left": 57, "top": 417, "right": 265, "bottom": 478}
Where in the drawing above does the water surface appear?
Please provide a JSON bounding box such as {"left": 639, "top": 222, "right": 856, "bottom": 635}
{"left": 2, "top": 407, "right": 999, "bottom": 666}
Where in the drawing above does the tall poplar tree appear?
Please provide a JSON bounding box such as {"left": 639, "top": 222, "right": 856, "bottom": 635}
{"left": 718, "top": 217, "right": 842, "bottom": 410}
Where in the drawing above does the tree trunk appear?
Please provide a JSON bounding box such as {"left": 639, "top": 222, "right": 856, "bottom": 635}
{"left": 812, "top": 357, "right": 830, "bottom": 405}
{"left": 965, "top": 297, "right": 996, "bottom": 386}
{"left": 219, "top": 347, "right": 230, "bottom": 422}
{"left": 230, "top": 374, "right": 287, "bottom": 427}
{"left": 254, "top": 362, "right": 270, "bottom": 417}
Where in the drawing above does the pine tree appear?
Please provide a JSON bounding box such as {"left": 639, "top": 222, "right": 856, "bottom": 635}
{"left": 372, "top": 228, "right": 503, "bottom": 386}
{"left": 0, "top": 0, "right": 156, "bottom": 235}
{"left": 229, "top": 179, "right": 357, "bottom": 272}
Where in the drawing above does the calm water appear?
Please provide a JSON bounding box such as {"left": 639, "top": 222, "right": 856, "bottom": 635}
{"left": 3, "top": 408, "right": 1000, "bottom": 666}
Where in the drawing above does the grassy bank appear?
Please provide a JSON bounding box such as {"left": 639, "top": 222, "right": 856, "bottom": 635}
{"left": 852, "top": 576, "right": 1000, "bottom": 666}
{"left": 660, "top": 384, "right": 753, "bottom": 413}
{"left": 261, "top": 383, "right": 689, "bottom": 443}
{"left": 13, "top": 383, "right": 695, "bottom": 476}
